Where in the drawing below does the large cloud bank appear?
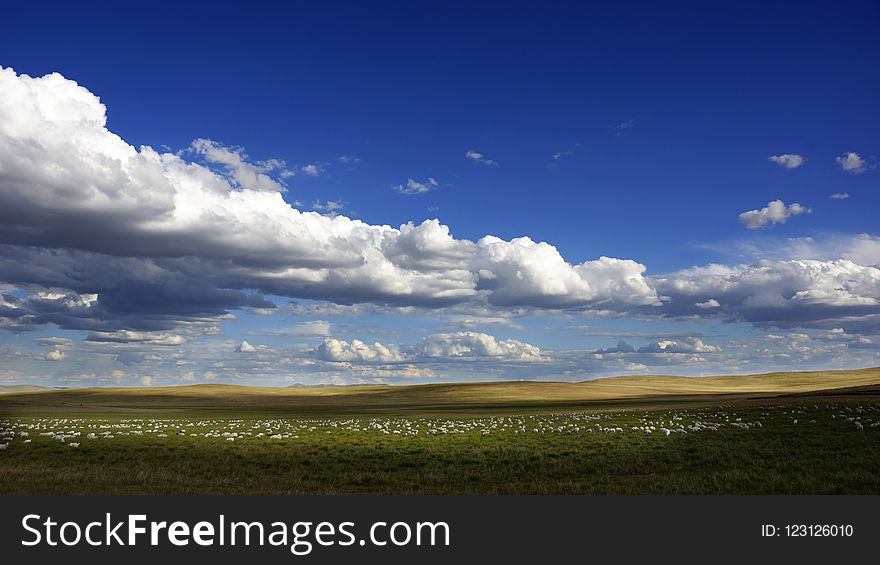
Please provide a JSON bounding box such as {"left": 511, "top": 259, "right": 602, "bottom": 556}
{"left": 653, "top": 259, "right": 880, "bottom": 329}
{"left": 1, "top": 67, "right": 879, "bottom": 337}
{"left": 0, "top": 67, "right": 659, "bottom": 333}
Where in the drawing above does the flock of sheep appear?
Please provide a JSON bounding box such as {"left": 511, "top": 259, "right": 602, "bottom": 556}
{"left": 1, "top": 401, "right": 877, "bottom": 452}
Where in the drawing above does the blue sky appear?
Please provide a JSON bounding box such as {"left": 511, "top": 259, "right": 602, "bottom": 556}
{"left": 0, "top": 1, "right": 878, "bottom": 386}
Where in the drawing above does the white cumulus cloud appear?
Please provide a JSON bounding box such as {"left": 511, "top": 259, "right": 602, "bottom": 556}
{"left": 316, "top": 331, "right": 546, "bottom": 363}
{"left": 420, "top": 331, "right": 545, "bottom": 361}
{"left": 638, "top": 337, "right": 721, "bottom": 354}
{"left": 768, "top": 154, "right": 805, "bottom": 169}
{"left": 299, "top": 163, "right": 323, "bottom": 176}
{"left": 316, "top": 338, "right": 404, "bottom": 362}
{"left": 836, "top": 152, "right": 867, "bottom": 174}
{"left": 45, "top": 349, "right": 66, "bottom": 361}
{"left": 652, "top": 259, "right": 880, "bottom": 329}
{"left": 395, "top": 177, "right": 440, "bottom": 195}
{"left": 738, "top": 200, "right": 811, "bottom": 229}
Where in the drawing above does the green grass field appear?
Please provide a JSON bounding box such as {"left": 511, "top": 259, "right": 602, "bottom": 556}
{"left": 2, "top": 368, "right": 880, "bottom": 494}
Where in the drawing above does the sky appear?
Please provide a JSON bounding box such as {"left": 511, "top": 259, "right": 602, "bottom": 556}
{"left": 0, "top": 0, "right": 878, "bottom": 387}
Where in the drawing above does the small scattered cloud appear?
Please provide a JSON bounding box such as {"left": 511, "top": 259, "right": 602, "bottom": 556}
{"left": 551, "top": 148, "right": 575, "bottom": 161}
{"left": 312, "top": 199, "right": 345, "bottom": 213}
{"left": 638, "top": 337, "right": 722, "bottom": 354}
{"left": 465, "top": 150, "right": 498, "bottom": 166}
{"left": 836, "top": 152, "right": 867, "bottom": 174}
{"left": 738, "top": 200, "right": 811, "bottom": 229}
{"left": 768, "top": 153, "right": 805, "bottom": 169}
{"left": 614, "top": 119, "right": 636, "bottom": 136}
{"left": 236, "top": 340, "right": 256, "bottom": 353}
{"left": 594, "top": 337, "right": 721, "bottom": 355}
{"left": 45, "top": 349, "right": 66, "bottom": 361}
{"left": 548, "top": 144, "right": 581, "bottom": 168}
{"left": 337, "top": 155, "right": 360, "bottom": 164}
{"left": 299, "top": 163, "right": 325, "bottom": 177}
{"left": 395, "top": 177, "right": 439, "bottom": 195}
{"left": 35, "top": 337, "right": 72, "bottom": 346}
{"left": 86, "top": 330, "right": 186, "bottom": 346}
{"left": 287, "top": 303, "right": 366, "bottom": 317}
{"left": 695, "top": 299, "right": 720, "bottom": 309}
{"left": 190, "top": 138, "right": 290, "bottom": 192}
{"left": 829, "top": 192, "right": 850, "bottom": 200}
{"left": 257, "top": 320, "right": 333, "bottom": 338}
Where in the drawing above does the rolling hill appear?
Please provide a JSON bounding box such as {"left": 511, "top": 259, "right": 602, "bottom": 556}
{"left": 1, "top": 367, "right": 879, "bottom": 415}
{"left": 0, "top": 385, "right": 52, "bottom": 394}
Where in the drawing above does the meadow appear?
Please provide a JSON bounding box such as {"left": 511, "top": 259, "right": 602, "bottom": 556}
{"left": 1, "top": 368, "right": 879, "bottom": 495}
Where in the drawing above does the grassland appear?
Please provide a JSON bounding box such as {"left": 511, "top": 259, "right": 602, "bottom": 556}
{"left": 2, "top": 367, "right": 880, "bottom": 495}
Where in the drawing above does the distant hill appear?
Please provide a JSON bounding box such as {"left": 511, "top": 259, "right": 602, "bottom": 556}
{"left": 286, "top": 383, "right": 390, "bottom": 388}
{"left": 1, "top": 367, "right": 879, "bottom": 415}
{"left": 0, "top": 384, "right": 52, "bottom": 394}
